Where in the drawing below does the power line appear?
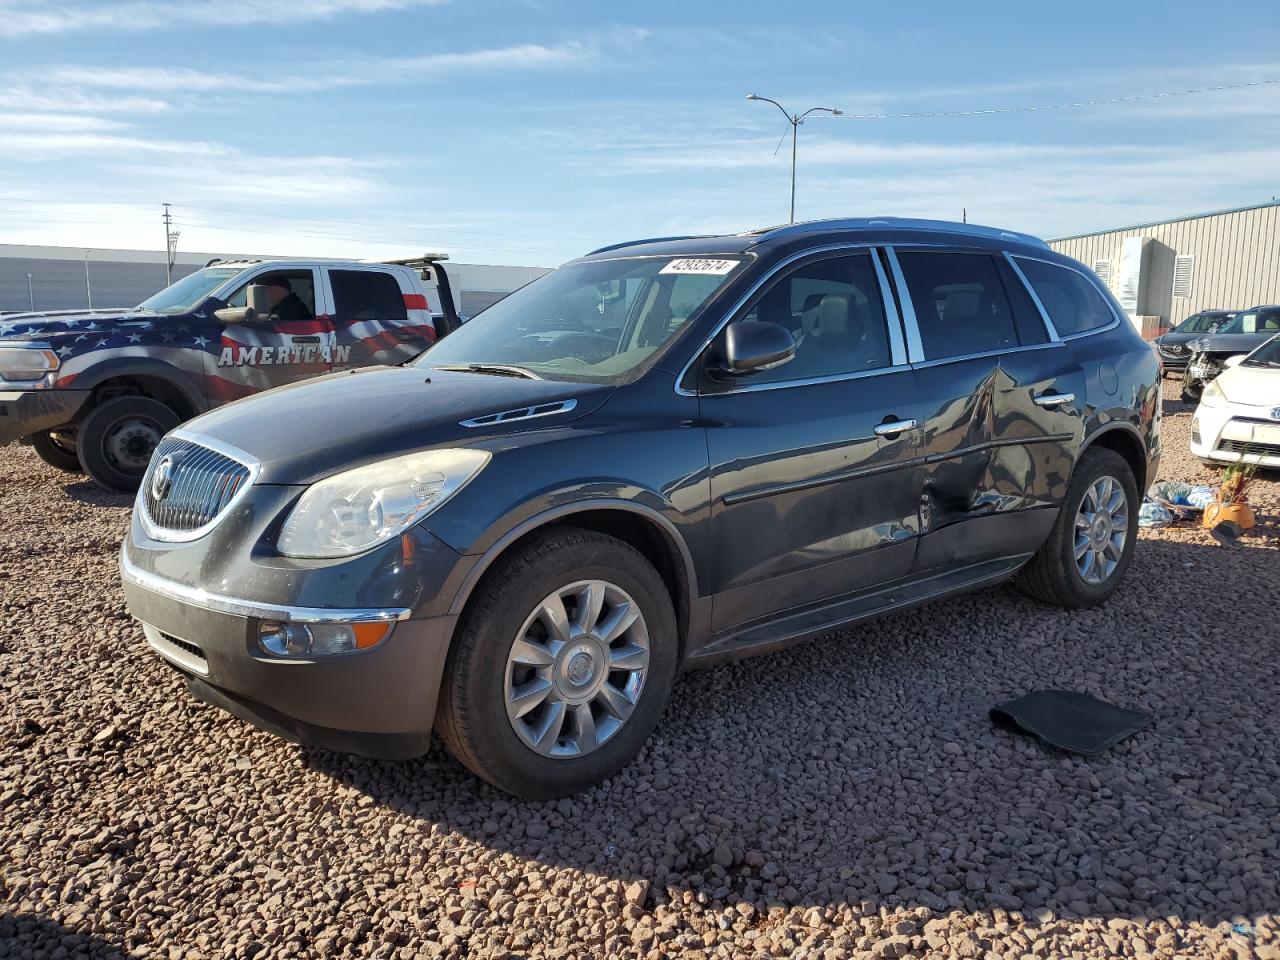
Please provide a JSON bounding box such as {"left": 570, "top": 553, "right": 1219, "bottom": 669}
{"left": 822, "top": 78, "right": 1280, "bottom": 120}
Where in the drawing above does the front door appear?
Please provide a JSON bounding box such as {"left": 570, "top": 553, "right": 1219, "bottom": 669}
{"left": 209, "top": 267, "right": 332, "bottom": 405}
{"left": 700, "top": 250, "right": 925, "bottom": 635}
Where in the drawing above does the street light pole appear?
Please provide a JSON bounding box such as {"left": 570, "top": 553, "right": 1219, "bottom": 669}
{"left": 746, "top": 94, "right": 843, "bottom": 223}
{"left": 84, "top": 250, "right": 93, "bottom": 311}
{"left": 26, "top": 272, "right": 33, "bottom": 311}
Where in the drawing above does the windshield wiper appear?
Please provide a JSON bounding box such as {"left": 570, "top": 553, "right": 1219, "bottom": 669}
{"left": 434, "top": 363, "right": 541, "bottom": 380}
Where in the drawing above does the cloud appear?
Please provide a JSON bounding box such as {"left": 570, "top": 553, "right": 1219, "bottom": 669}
{"left": 0, "top": 113, "right": 130, "bottom": 132}
{"left": 0, "top": 0, "right": 447, "bottom": 37}
{"left": 0, "top": 86, "right": 171, "bottom": 114}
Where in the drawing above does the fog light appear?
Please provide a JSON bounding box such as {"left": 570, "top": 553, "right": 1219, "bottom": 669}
{"left": 1191, "top": 419, "right": 1202, "bottom": 446}
{"left": 258, "top": 620, "right": 392, "bottom": 658}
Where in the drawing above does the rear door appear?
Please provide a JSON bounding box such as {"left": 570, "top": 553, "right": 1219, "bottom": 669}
{"left": 209, "top": 266, "right": 331, "bottom": 405}
{"left": 886, "top": 247, "right": 1075, "bottom": 570}
{"left": 700, "top": 249, "right": 925, "bottom": 634}
{"left": 325, "top": 266, "right": 437, "bottom": 372}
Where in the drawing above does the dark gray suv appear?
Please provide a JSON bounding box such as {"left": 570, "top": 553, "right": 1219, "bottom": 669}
{"left": 121, "top": 218, "right": 1161, "bottom": 798}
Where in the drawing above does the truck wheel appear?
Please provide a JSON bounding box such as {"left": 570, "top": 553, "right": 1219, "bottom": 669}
{"left": 31, "top": 428, "right": 82, "bottom": 472}
{"left": 1016, "top": 448, "right": 1138, "bottom": 610}
{"left": 77, "top": 396, "right": 180, "bottom": 492}
{"left": 437, "top": 528, "right": 678, "bottom": 799}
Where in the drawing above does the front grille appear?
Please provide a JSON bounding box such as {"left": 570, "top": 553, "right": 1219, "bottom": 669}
{"left": 1217, "top": 438, "right": 1280, "bottom": 457}
{"left": 141, "top": 435, "right": 254, "bottom": 538}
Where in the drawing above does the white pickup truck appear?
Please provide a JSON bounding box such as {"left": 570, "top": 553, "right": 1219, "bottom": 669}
{"left": 0, "top": 254, "right": 461, "bottom": 490}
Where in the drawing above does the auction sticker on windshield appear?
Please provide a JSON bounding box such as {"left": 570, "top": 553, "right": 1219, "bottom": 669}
{"left": 659, "top": 258, "right": 740, "bottom": 275}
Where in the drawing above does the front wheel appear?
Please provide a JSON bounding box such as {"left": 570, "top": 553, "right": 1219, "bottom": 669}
{"left": 77, "top": 396, "right": 181, "bottom": 492}
{"left": 32, "top": 428, "right": 82, "bottom": 472}
{"left": 1017, "top": 447, "right": 1139, "bottom": 609}
{"left": 437, "top": 528, "right": 678, "bottom": 799}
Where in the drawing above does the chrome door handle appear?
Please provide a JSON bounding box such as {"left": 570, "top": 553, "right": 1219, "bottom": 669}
{"left": 1033, "top": 392, "right": 1075, "bottom": 408}
{"left": 292, "top": 335, "right": 321, "bottom": 344}
{"left": 873, "top": 418, "right": 918, "bottom": 437}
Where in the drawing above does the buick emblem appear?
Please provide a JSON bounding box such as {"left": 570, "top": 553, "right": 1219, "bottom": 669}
{"left": 151, "top": 455, "right": 176, "bottom": 501}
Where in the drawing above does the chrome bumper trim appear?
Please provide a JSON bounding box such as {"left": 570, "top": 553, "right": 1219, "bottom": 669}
{"left": 120, "top": 550, "right": 411, "bottom": 624}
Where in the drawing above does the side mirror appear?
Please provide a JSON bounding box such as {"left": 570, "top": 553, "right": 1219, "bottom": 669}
{"left": 716, "top": 320, "right": 796, "bottom": 376}
{"left": 1223, "top": 354, "right": 1247, "bottom": 369}
{"left": 214, "top": 284, "right": 273, "bottom": 324}
{"left": 214, "top": 306, "right": 255, "bottom": 323}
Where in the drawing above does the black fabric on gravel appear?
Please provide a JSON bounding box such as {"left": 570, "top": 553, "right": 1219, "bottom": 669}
{"left": 990, "top": 690, "right": 1152, "bottom": 756}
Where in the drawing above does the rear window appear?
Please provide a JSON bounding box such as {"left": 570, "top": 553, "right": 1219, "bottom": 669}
{"left": 1014, "top": 258, "right": 1115, "bottom": 337}
{"left": 894, "top": 252, "right": 1019, "bottom": 360}
{"left": 331, "top": 270, "right": 408, "bottom": 322}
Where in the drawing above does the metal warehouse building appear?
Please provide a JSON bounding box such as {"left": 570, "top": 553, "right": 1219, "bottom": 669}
{"left": 1049, "top": 199, "right": 1280, "bottom": 333}
{"left": 0, "top": 243, "right": 550, "bottom": 316}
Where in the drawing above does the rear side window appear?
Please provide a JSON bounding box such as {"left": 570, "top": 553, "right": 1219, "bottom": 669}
{"left": 739, "top": 253, "right": 893, "bottom": 382}
{"left": 331, "top": 270, "right": 408, "bottom": 323}
{"left": 1014, "top": 258, "right": 1115, "bottom": 337}
{"left": 895, "top": 252, "right": 1018, "bottom": 360}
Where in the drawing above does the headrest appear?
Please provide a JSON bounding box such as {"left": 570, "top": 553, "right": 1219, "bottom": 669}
{"left": 816, "top": 293, "right": 856, "bottom": 337}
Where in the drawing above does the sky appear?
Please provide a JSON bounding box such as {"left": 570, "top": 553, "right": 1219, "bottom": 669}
{"left": 1, "top": 0, "right": 1278, "bottom": 268}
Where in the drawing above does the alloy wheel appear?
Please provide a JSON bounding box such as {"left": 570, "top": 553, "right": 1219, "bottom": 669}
{"left": 1073, "top": 475, "right": 1129, "bottom": 585}
{"left": 503, "top": 579, "right": 650, "bottom": 759}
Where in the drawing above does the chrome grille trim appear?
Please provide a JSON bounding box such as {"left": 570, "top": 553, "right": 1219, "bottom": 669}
{"left": 136, "top": 429, "right": 260, "bottom": 543}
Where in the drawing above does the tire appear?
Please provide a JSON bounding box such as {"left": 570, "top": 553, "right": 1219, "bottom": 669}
{"left": 437, "top": 527, "right": 678, "bottom": 799}
{"left": 1016, "top": 448, "right": 1139, "bottom": 609}
{"left": 76, "top": 396, "right": 180, "bottom": 492}
{"left": 31, "top": 428, "right": 82, "bottom": 472}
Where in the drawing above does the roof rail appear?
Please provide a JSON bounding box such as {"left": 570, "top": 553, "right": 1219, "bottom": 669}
{"left": 371, "top": 252, "right": 450, "bottom": 267}
{"left": 585, "top": 235, "right": 713, "bottom": 256}
{"left": 747, "top": 217, "right": 1050, "bottom": 249}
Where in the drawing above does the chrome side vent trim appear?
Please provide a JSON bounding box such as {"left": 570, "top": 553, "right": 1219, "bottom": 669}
{"left": 460, "top": 398, "right": 578, "bottom": 428}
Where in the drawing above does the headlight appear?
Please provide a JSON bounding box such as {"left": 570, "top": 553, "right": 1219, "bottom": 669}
{"left": 0, "top": 346, "right": 60, "bottom": 382}
{"left": 1200, "top": 379, "right": 1226, "bottom": 407}
{"left": 278, "top": 448, "right": 490, "bottom": 558}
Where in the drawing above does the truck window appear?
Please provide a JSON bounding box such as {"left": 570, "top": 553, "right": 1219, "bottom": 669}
{"left": 331, "top": 270, "right": 408, "bottom": 323}
{"left": 225, "top": 270, "right": 316, "bottom": 316}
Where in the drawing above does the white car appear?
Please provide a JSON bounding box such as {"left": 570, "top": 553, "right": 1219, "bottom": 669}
{"left": 1190, "top": 334, "right": 1280, "bottom": 468}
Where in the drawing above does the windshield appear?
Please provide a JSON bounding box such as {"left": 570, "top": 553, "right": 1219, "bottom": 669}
{"left": 1176, "top": 312, "right": 1223, "bottom": 333}
{"left": 136, "top": 267, "right": 241, "bottom": 315}
{"left": 1244, "top": 335, "right": 1280, "bottom": 367}
{"left": 417, "top": 255, "right": 744, "bottom": 382}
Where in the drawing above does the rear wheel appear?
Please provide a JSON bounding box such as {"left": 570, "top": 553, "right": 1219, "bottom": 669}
{"left": 1017, "top": 448, "right": 1139, "bottom": 609}
{"left": 31, "top": 428, "right": 81, "bottom": 472}
{"left": 77, "top": 396, "right": 180, "bottom": 492}
{"left": 437, "top": 528, "right": 678, "bottom": 799}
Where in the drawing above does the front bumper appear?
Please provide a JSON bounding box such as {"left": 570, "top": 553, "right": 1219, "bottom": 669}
{"left": 121, "top": 551, "right": 458, "bottom": 759}
{"left": 1190, "top": 405, "right": 1280, "bottom": 468}
{"left": 0, "top": 388, "right": 90, "bottom": 445}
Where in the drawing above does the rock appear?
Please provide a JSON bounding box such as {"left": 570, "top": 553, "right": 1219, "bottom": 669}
{"left": 623, "top": 880, "right": 649, "bottom": 907}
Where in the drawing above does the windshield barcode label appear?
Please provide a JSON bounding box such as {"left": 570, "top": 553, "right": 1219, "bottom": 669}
{"left": 659, "top": 258, "right": 739, "bottom": 275}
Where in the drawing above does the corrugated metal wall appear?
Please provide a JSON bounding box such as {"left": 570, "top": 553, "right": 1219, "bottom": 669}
{"left": 1049, "top": 202, "right": 1280, "bottom": 328}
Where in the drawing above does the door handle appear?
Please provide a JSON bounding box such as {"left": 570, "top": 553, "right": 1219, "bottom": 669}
{"left": 873, "top": 418, "right": 918, "bottom": 437}
{"left": 292, "top": 335, "right": 321, "bottom": 344}
{"left": 1033, "top": 392, "right": 1075, "bottom": 408}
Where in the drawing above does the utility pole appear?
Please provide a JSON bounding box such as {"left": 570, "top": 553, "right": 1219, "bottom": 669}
{"left": 84, "top": 251, "right": 93, "bottom": 311}
{"left": 25, "top": 273, "right": 33, "bottom": 311}
{"left": 163, "top": 203, "right": 179, "bottom": 284}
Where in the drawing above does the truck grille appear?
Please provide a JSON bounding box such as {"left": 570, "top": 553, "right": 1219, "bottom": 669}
{"left": 140, "top": 435, "right": 255, "bottom": 539}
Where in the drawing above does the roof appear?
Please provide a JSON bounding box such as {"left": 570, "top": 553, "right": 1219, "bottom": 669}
{"left": 583, "top": 216, "right": 1050, "bottom": 260}
{"left": 1050, "top": 198, "right": 1280, "bottom": 242}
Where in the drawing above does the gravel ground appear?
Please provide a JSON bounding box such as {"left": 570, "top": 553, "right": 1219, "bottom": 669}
{"left": 3, "top": 380, "right": 1279, "bottom": 960}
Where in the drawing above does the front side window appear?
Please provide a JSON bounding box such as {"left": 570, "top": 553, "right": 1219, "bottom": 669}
{"left": 733, "top": 253, "right": 893, "bottom": 383}
{"left": 1014, "top": 257, "right": 1115, "bottom": 337}
{"left": 136, "top": 267, "right": 240, "bottom": 315}
{"left": 419, "top": 256, "right": 744, "bottom": 383}
{"left": 224, "top": 270, "right": 317, "bottom": 321}
{"left": 895, "top": 252, "right": 1018, "bottom": 360}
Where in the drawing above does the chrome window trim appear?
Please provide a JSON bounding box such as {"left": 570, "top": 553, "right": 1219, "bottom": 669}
{"left": 1006, "top": 252, "right": 1123, "bottom": 341}
{"left": 136, "top": 429, "right": 261, "bottom": 544}
{"left": 907, "top": 339, "right": 1067, "bottom": 371}
{"left": 673, "top": 242, "right": 900, "bottom": 397}
{"left": 883, "top": 248, "right": 924, "bottom": 363}
{"left": 698, "top": 362, "right": 915, "bottom": 397}
{"left": 870, "top": 249, "right": 908, "bottom": 366}
{"left": 120, "top": 550, "right": 412, "bottom": 624}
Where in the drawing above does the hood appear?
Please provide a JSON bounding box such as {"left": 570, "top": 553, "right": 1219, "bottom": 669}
{"left": 1217, "top": 364, "right": 1280, "bottom": 408}
{"left": 0, "top": 308, "right": 153, "bottom": 342}
{"left": 1155, "top": 331, "right": 1201, "bottom": 347}
{"left": 1190, "top": 332, "right": 1272, "bottom": 355}
{"left": 182, "top": 365, "right": 614, "bottom": 485}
